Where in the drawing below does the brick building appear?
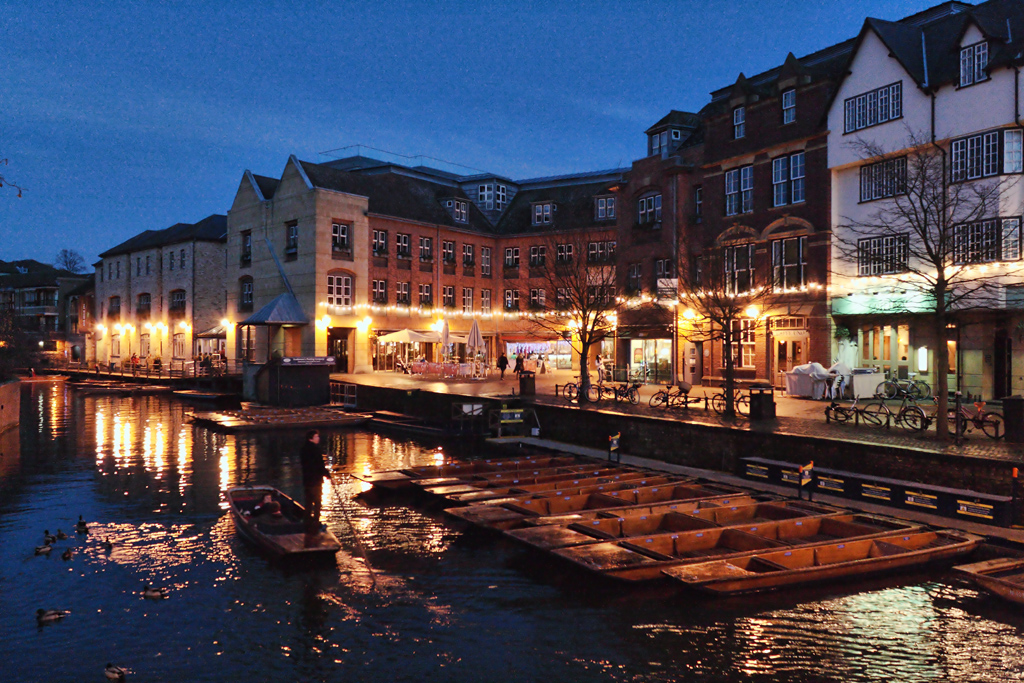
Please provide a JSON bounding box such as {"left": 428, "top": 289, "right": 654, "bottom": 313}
{"left": 0, "top": 259, "right": 89, "bottom": 365}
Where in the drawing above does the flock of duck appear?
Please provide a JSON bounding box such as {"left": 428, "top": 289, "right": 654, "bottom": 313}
{"left": 31, "top": 514, "right": 168, "bottom": 681}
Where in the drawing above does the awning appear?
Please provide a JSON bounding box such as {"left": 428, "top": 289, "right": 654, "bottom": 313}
{"left": 377, "top": 329, "right": 470, "bottom": 344}
{"left": 771, "top": 329, "right": 809, "bottom": 341}
{"left": 195, "top": 324, "right": 227, "bottom": 338}
{"left": 240, "top": 293, "right": 309, "bottom": 326}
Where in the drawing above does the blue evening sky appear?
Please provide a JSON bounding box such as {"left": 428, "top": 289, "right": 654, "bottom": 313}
{"left": 1, "top": 0, "right": 933, "bottom": 266}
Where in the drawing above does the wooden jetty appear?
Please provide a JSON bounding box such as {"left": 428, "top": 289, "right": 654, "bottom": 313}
{"left": 190, "top": 406, "right": 372, "bottom": 432}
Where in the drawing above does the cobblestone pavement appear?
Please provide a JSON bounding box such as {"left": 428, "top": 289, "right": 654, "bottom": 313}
{"left": 333, "top": 370, "right": 1024, "bottom": 463}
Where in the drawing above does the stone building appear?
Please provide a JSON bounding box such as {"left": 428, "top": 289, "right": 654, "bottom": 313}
{"left": 0, "top": 259, "right": 89, "bottom": 364}
{"left": 93, "top": 215, "right": 226, "bottom": 370}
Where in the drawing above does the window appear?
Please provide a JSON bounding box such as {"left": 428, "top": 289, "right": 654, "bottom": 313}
{"left": 954, "top": 218, "right": 1021, "bottom": 264}
{"left": 463, "top": 243, "right": 475, "bottom": 265}
{"left": 1006, "top": 130, "right": 1023, "bottom": 173}
{"left": 638, "top": 193, "right": 662, "bottom": 225}
{"left": 530, "top": 245, "right": 546, "bottom": 267}
{"left": 480, "top": 247, "right": 492, "bottom": 275}
{"left": 844, "top": 82, "right": 901, "bottom": 133}
{"left": 462, "top": 287, "right": 473, "bottom": 313}
{"left": 504, "top": 289, "right": 519, "bottom": 311}
{"left": 136, "top": 293, "right": 151, "bottom": 317}
{"left": 782, "top": 89, "right": 796, "bottom": 124}
{"left": 551, "top": 243, "right": 570, "bottom": 264}
{"left": 442, "top": 240, "right": 455, "bottom": 263}
{"left": 146, "top": 255, "right": 151, "bottom": 275}
{"left": 285, "top": 223, "right": 298, "bottom": 254}
{"left": 481, "top": 289, "right": 491, "bottom": 314}
{"left": 396, "top": 281, "right": 410, "bottom": 305}
{"left": 532, "top": 203, "right": 553, "bottom": 225}
{"left": 726, "top": 319, "right": 756, "bottom": 368}
{"left": 169, "top": 289, "right": 186, "bottom": 311}
{"left": 241, "top": 231, "right": 252, "bottom": 265}
{"left": 588, "top": 285, "right": 615, "bottom": 306}
{"left": 172, "top": 333, "right": 186, "bottom": 359}
{"left": 529, "top": 288, "right": 545, "bottom": 309}
{"left": 556, "top": 288, "right": 569, "bottom": 309}
{"left": 180, "top": 248, "right": 185, "bottom": 269}
{"left": 99, "top": 266, "right": 103, "bottom": 283}
{"left": 136, "top": 257, "right": 141, "bottom": 276}
{"left": 453, "top": 199, "right": 468, "bottom": 223}
{"left": 239, "top": 277, "right": 253, "bottom": 311}
{"left": 107, "top": 263, "right": 112, "bottom": 280}
{"left": 140, "top": 333, "right": 150, "bottom": 358}
{"left": 772, "top": 152, "right": 805, "bottom": 207}
{"left": 116, "top": 261, "right": 121, "bottom": 278}
{"left": 110, "top": 333, "right": 121, "bottom": 358}
{"left": 108, "top": 296, "right": 121, "bottom": 318}
{"left": 650, "top": 131, "right": 668, "bottom": 156}
{"left": 442, "top": 286, "right": 455, "bottom": 308}
{"left": 627, "top": 263, "right": 642, "bottom": 293}
{"left": 327, "top": 273, "right": 352, "bottom": 306}
{"left": 596, "top": 196, "right": 616, "bottom": 220}
{"left": 725, "top": 169, "right": 740, "bottom": 216}
{"left": 724, "top": 244, "right": 755, "bottom": 294}
{"left": 372, "top": 229, "right": 388, "bottom": 255}
{"left": 587, "top": 241, "right": 616, "bottom": 263}
{"left": 478, "top": 184, "right": 494, "bottom": 210}
{"left": 505, "top": 247, "right": 520, "bottom": 267}
{"left": 332, "top": 222, "right": 350, "bottom": 251}
{"left": 772, "top": 236, "right": 807, "bottom": 289}
{"left": 733, "top": 107, "right": 745, "bottom": 139}
{"left": 694, "top": 186, "right": 703, "bottom": 222}
{"left": 496, "top": 184, "right": 507, "bottom": 211}
{"left": 860, "top": 156, "right": 908, "bottom": 201}
{"left": 419, "top": 284, "right": 432, "bottom": 306}
{"left": 857, "top": 235, "right": 910, "bottom": 276}
{"left": 396, "top": 233, "right": 411, "bottom": 258}
{"left": 952, "top": 129, "right": 1006, "bottom": 181}
{"left": 372, "top": 279, "right": 388, "bottom": 303}
{"left": 655, "top": 259, "right": 673, "bottom": 279}
{"left": 960, "top": 42, "right": 989, "bottom": 87}
{"left": 168, "top": 252, "right": 173, "bottom": 271}
{"left": 419, "top": 236, "right": 433, "bottom": 261}
{"left": 740, "top": 166, "right": 754, "bottom": 213}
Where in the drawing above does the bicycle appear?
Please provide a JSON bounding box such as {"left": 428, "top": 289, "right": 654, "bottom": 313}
{"left": 588, "top": 381, "right": 641, "bottom": 405}
{"left": 649, "top": 382, "right": 699, "bottom": 409}
{"left": 948, "top": 400, "right": 1005, "bottom": 439}
{"left": 824, "top": 397, "right": 874, "bottom": 424}
{"left": 561, "top": 375, "right": 583, "bottom": 401}
{"left": 862, "top": 394, "right": 929, "bottom": 432}
{"left": 710, "top": 385, "right": 749, "bottom": 415}
{"left": 875, "top": 371, "right": 931, "bottom": 400}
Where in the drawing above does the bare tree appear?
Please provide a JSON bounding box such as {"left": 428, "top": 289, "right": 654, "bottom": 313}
{"left": 526, "top": 230, "right": 617, "bottom": 400}
{"left": 833, "top": 130, "right": 1023, "bottom": 439}
{"left": 55, "top": 249, "right": 86, "bottom": 274}
{"left": 0, "top": 158, "right": 23, "bottom": 197}
{"left": 677, "top": 245, "right": 781, "bottom": 417}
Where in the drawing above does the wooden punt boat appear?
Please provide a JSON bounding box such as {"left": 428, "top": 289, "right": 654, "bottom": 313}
{"left": 445, "top": 481, "right": 745, "bottom": 531}
{"left": 226, "top": 486, "right": 341, "bottom": 560}
{"left": 418, "top": 464, "right": 633, "bottom": 497}
{"left": 953, "top": 556, "right": 1024, "bottom": 605}
{"left": 663, "top": 529, "right": 982, "bottom": 594}
{"left": 353, "top": 455, "right": 578, "bottom": 491}
{"left": 18, "top": 374, "right": 69, "bottom": 383}
{"left": 448, "top": 473, "right": 680, "bottom": 504}
{"left": 550, "top": 513, "right": 914, "bottom": 582}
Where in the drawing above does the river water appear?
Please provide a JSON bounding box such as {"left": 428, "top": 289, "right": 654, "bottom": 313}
{"left": 2, "top": 382, "right": 1024, "bottom": 682}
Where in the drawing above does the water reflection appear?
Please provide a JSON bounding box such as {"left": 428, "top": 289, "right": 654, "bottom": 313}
{"left": 5, "top": 384, "right": 1024, "bottom": 683}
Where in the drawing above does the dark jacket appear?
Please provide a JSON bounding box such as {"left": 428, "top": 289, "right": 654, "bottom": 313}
{"left": 497, "top": 355, "right": 508, "bottom": 370}
{"left": 300, "top": 440, "right": 329, "bottom": 486}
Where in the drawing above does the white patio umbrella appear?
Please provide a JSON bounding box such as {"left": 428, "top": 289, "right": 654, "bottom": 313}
{"left": 441, "top": 319, "right": 450, "bottom": 359}
{"left": 467, "top": 319, "right": 484, "bottom": 353}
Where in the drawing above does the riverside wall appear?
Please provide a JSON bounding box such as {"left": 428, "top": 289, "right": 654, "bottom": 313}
{"left": 0, "top": 380, "right": 19, "bottom": 434}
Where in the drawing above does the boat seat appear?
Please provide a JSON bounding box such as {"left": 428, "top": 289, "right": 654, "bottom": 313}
{"left": 868, "top": 540, "right": 911, "bottom": 557}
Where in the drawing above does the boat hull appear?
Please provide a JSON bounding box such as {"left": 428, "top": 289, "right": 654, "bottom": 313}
{"left": 226, "top": 486, "right": 341, "bottom": 560}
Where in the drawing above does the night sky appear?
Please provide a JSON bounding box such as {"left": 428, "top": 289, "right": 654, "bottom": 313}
{"left": 2, "top": 0, "right": 933, "bottom": 266}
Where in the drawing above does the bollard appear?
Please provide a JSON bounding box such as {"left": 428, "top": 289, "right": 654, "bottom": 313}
{"left": 1014, "top": 468, "right": 1021, "bottom": 527}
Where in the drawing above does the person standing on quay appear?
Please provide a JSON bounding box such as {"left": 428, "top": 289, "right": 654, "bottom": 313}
{"left": 300, "top": 429, "right": 329, "bottom": 536}
{"left": 497, "top": 353, "right": 509, "bottom": 380}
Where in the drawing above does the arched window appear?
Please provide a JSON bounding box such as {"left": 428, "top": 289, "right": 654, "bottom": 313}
{"left": 239, "top": 277, "right": 254, "bottom": 312}
{"left": 326, "top": 271, "right": 353, "bottom": 307}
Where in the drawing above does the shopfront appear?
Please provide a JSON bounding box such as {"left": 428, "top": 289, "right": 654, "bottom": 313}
{"left": 628, "top": 338, "right": 672, "bottom": 383}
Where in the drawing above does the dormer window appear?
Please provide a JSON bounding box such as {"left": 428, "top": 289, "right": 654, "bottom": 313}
{"left": 650, "top": 131, "right": 668, "bottom": 157}
{"left": 595, "top": 196, "right": 616, "bottom": 220}
{"left": 782, "top": 89, "right": 796, "bottom": 124}
{"left": 532, "top": 203, "right": 553, "bottom": 226}
{"left": 478, "top": 183, "right": 505, "bottom": 210}
{"left": 960, "top": 42, "right": 989, "bottom": 87}
{"left": 733, "top": 107, "right": 746, "bottom": 139}
{"left": 446, "top": 199, "right": 469, "bottom": 223}
{"left": 495, "top": 184, "right": 507, "bottom": 211}
{"left": 671, "top": 129, "right": 681, "bottom": 141}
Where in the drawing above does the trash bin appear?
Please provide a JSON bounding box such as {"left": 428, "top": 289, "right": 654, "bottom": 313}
{"left": 1003, "top": 395, "right": 1024, "bottom": 443}
{"left": 519, "top": 370, "right": 536, "bottom": 396}
{"left": 748, "top": 382, "right": 776, "bottom": 420}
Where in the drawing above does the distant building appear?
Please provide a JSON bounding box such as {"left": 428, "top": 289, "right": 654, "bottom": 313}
{"left": 0, "top": 259, "right": 89, "bottom": 364}
{"left": 93, "top": 215, "right": 226, "bottom": 371}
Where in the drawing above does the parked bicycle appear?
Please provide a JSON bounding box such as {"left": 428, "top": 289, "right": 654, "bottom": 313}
{"left": 875, "top": 371, "right": 931, "bottom": 400}
{"left": 589, "top": 381, "right": 641, "bottom": 404}
{"left": 823, "top": 397, "right": 871, "bottom": 424}
{"left": 862, "top": 394, "right": 929, "bottom": 432}
{"left": 948, "top": 400, "right": 1005, "bottom": 439}
{"left": 561, "top": 375, "right": 583, "bottom": 401}
{"left": 710, "top": 385, "right": 749, "bottom": 415}
{"left": 649, "top": 381, "right": 700, "bottom": 409}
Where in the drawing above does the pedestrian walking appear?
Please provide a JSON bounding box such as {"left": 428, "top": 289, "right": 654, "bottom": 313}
{"left": 596, "top": 353, "right": 605, "bottom": 382}
{"left": 497, "top": 353, "right": 509, "bottom": 379}
{"left": 513, "top": 354, "right": 524, "bottom": 376}
{"left": 299, "top": 429, "right": 330, "bottom": 539}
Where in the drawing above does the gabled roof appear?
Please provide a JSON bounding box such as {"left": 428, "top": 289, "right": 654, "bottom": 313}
{"left": 251, "top": 174, "right": 280, "bottom": 200}
{"left": 240, "top": 292, "right": 309, "bottom": 326}
{"left": 493, "top": 179, "right": 619, "bottom": 235}
{"left": 99, "top": 215, "right": 227, "bottom": 258}
{"left": 294, "top": 159, "right": 494, "bottom": 232}
{"left": 0, "top": 259, "right": 85, "bottom": 289}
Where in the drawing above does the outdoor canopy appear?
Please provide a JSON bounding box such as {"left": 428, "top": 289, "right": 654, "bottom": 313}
{"left": 376, "top": 329, "right": 469, "bottom": 344}
{"left": 239, "top": 293, "right": 309, "bottom": 326}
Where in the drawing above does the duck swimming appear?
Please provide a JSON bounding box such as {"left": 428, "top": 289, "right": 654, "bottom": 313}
{"left": 75, "top": 515, "right": 88, "bottom": 533}
{"left": 142, "top": 585, "right": 169, "bottom": 599}
{"left": 35, "top": 544, "right": 52, "bottom": 555}
{"left": 36, "top": 609, "right": 69, "bottom": 623}
{"left": 43, "top": 530, "right": 56, "bottom": 544}
{"left": 56, "top": 529, "right": 68, "bottom": 540}
{"left": 104, "top": 663, "right": 126, "bottom": 681}
{"left": 61, "top": 548, "right": 73, "bottom": 561}
{"left": 102, "top": 538, "right": 114, "bottom": 552}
